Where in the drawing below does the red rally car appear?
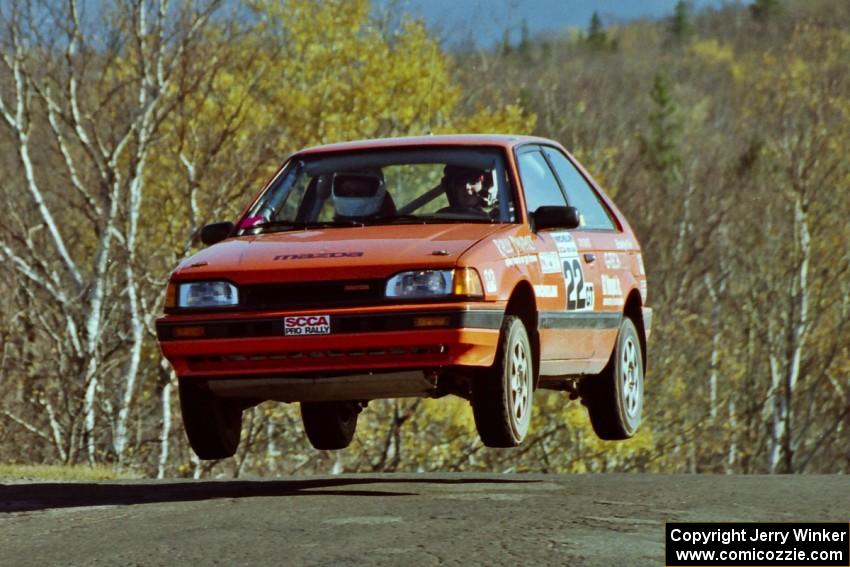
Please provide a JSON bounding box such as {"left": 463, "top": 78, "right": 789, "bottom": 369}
{"left": 156, "top": 135, "right": 651, "bottom": 459}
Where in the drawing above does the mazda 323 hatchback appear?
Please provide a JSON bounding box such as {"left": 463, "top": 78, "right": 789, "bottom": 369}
{"left": 156, "top": 135, "right": 651, "bottom": 459}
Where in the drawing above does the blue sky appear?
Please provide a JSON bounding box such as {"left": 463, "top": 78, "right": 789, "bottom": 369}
{"left": 377, "top": 0, "right": 750, "bottom": 46}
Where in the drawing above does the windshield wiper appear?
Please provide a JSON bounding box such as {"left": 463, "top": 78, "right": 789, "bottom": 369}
{"left": 242, "top": 221, "right": 302, "bottom": 232}
{"left": 379, "top": 214, "right": 429, "bottom": 224}
{"left": 303, "top": 220, "right": 367, "bottom": 228}
{"left": 381, "top": 214, "right": 496, "bottom": 224}
{"left": 243, "top": 219, "right": 367, "bottom": 233}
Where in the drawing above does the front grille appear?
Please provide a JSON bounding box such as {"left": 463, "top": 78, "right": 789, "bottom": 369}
{"left": 240, "top": 279, "right": 385, "bottom": 310}
{"left": 186, "top": 345, "right": 447, "bottom": 371}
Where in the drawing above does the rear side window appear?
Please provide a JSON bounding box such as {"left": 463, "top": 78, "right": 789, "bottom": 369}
{"left": 517, "top": 150, "right": 566, "bottom": 214}
{"left": 543, "top": 148, "right": 616, "bottom": 230}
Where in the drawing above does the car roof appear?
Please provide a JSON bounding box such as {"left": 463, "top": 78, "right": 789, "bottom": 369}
{"left": 294, "top": 134, "right": 559, "bottom": 156}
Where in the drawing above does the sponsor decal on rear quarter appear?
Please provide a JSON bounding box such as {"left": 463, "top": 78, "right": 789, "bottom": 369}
{"left": 604, "top": 252, "right": 622, "bottom": 269}
{"left": 284, "top": 315, "right": 331, "bottom": 336}
{"left": 601, "top": 275, "right": 624, "bottom": 307}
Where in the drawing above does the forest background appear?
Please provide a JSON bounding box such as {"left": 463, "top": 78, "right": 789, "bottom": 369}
{"left": 0, "top": 0, "right": 848, "bottom": 478}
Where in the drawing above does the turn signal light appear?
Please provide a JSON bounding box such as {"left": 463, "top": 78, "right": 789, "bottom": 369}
{"left": 164, "top": 282, "right": 177, "bottom": 309}
{"left": 453, "top": 268, "right": 484, "bottom": 298}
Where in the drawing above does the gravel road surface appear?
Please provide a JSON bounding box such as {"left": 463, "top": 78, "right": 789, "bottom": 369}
{"left": 1, "top": 474, "right": 848, "bottom": 566}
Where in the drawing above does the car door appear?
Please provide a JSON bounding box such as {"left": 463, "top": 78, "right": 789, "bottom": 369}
{"left": 515, "top": 146, "right": 596, "bottom": 360}
{"left": 541, "top": 146, "right": 623, "bottom": 364}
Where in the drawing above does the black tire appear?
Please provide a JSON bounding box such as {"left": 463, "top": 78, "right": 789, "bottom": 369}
{"left": 472, "top": 315, "right": 534, "bottom": 447}
{"left": 179, "top": 381, "right": 242, "bottom": 459}
{"left": 583, "top": 317, "right": 644, "bottom": 440}
{"left": 301, "top": 401, "right": 359, "bottom": 450}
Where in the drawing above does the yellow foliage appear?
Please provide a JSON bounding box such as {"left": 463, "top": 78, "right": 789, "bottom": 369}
{"left": 0, "top": 464, "right": 139, "bottom": 480}
{"left": 446, "top": 103, "right": 537, "bottom": 135}
{"left": 690, "top": 39, "right": 735, "bottom": 66}
{"left": 572, "top": 146, "right": 620, "bottom": 197}
{"left": 139, "top": 0, "right": 534, "bottom": 258}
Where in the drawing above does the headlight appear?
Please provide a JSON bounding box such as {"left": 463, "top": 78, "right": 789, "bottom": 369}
{"left": 386, "top": 269, "right": 483, "bottom": 299}
{"left": 177, "top": 281, "right": 239, "bottom": 308}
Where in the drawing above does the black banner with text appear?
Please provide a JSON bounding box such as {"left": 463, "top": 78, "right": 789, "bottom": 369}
{"left": 665, "top": 522, "right": 849, "bottom": 566}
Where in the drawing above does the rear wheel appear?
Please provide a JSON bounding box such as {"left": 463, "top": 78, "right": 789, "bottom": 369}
{"left": 179, "top": 381, "right": 242, "bottom": 459}
{"left": 472, "top": 315, "right": 534, "bottom": 447}
{"left": 301, "top": 401, "right": 360, "bottom": 450}
{"left": 583, "top": 317, "right": 644, "bottom": 440}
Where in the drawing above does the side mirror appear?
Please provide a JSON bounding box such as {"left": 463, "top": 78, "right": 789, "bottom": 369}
{"left": 531, "top": 206, "right": 580, "bottom": 231}
{"left": 200, "top": 221, "right": 234, "bottom": 246}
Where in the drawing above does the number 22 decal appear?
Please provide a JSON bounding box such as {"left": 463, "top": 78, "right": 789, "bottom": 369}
{"left": 563, "top": 259, "right": 594, "bottom": 311}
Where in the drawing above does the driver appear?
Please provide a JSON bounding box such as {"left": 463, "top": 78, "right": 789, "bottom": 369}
{"left": 440, "top": 165, "right": 496, "bottom": 217}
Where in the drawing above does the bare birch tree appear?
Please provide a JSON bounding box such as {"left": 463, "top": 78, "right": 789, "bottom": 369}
{"left": 0, "top": 0, "right": 225, "bottom": 465}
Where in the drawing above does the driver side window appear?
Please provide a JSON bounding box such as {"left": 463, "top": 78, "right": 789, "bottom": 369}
{"left": 543, "top": 148, "right": 616, "bottom": 230}
{"left": 517, "top": 150, "right": 567, "bottom": 214}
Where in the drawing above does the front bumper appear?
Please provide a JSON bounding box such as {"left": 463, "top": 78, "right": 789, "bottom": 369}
{"left": 156, "top": 303, "right": 504, "bottom": 379}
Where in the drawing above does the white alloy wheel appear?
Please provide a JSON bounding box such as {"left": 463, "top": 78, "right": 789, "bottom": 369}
{"left": 472, "top": 315, "right": 534, "bottom": 447}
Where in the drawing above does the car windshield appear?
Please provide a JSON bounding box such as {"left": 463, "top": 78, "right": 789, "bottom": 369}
{"left": 237, "top": 147, "right": 516, "bottom": 234}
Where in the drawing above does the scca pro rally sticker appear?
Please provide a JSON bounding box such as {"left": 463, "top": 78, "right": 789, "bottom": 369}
{"left": 284, "top": 315, "right": 331, "bottom": 336}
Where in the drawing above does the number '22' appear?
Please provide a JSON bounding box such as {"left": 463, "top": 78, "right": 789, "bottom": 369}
{"left": 563, "top": 259, "right": 594, "bottom": 311}
{"left": 564, "top": 259, "right": 586, "bottom": 310}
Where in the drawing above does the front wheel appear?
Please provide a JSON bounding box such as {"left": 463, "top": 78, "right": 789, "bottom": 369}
{"left": 583, "top": 317, "right": 644, "bottom": 440}
{"left": 472, "top": 315, "right": 534, "bottom": 447}
{"left": 179, "top": 381, "right": 243, "bottom": 459}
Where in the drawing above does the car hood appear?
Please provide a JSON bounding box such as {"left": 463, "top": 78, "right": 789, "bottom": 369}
{"left": 173, "top": 223, "right": 504, "bottom": 284}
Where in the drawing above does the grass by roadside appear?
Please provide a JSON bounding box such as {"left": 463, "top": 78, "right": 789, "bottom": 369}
{"left": 0, "top": 464, "right": 140, "bottom": 481}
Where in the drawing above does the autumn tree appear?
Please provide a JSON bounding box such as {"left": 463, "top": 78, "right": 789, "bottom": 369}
{"left": 0, "top": 0, "right": 534, "bottom": 476}
{"left": 734, "top": 26, "right": 850, "bottom": 473}
{"left": 0, "top": 0, "right": 229, "bottom": 466}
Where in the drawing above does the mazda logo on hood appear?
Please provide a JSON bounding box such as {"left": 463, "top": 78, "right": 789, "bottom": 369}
{"left": 274, "top": 252, "right": 364, "bottom": 260}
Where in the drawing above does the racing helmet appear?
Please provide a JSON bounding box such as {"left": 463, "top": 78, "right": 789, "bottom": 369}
{"left": 443, "top": 165, "right": 496, "bottom": 208}
{"left": 332, "top": 171, "right": 386, "bottom": 218}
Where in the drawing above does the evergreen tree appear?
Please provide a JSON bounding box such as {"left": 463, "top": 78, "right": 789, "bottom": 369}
{"left": 643, "top": 69, "right": 683, "bottom": 183}
{"left": 750, "top": 0, "right": 782, "bottom": 23}
{"left": 586, "top": 11, "right": 612, "bottom": 51}
{"left": 500, "top": 28, "right": 512, "bottom": 56}
{"left": 667, "top": 0, "right": 694, "bottom": 43}
{"left": 518, "top": 19, "right": 531, "bottom": 58}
